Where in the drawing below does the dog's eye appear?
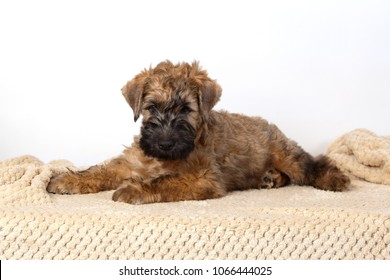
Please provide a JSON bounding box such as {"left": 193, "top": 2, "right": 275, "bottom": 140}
{"left": 147, "top": 105, "right": 157, "bottom": 113}
{"left": 180, "top": 106, "right": 192, "bottom": 114}
{"left": 147, "top": 122, "right": 159, "bottom": 129}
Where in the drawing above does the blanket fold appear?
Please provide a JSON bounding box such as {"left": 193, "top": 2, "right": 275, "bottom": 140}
{"left": 327, "top": 129, "right": 390, "bottom": 185}
{"left": 0, "top": 156, "right": 74, "bottom": 207}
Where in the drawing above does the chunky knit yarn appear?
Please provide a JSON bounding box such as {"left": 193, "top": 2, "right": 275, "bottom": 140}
{"left": 1, "top": 155, "right": 389, "bottom": 260}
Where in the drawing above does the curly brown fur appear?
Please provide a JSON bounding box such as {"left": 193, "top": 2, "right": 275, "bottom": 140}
{"left": 47, "top": 60, "right": 350, "bottom": 204}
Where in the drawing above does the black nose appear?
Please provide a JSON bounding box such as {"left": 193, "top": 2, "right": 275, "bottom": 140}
{"left": 158, "top": 139, "right": 175, "bottom": 151}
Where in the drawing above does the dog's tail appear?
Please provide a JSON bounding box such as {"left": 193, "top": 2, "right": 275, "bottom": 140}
{"left": 302, "top": 154, "right": 350, "bottom": 191}
{"left": 272, "top": 141, "right": 350, "bottom": 191}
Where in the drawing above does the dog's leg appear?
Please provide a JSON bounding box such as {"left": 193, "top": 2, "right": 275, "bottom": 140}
{"left": 112, "top": 172, "right": 226, "bottom": 204}
{"left": 47, "top": 157, "right": 135, "bottom": 194}
{"left": 270, "top": 134, "right": 350, "bottom": 191}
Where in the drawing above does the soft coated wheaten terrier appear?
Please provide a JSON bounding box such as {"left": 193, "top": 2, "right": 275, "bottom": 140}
{"left": 47, "top": 61, "right": 350, "bottom": 204}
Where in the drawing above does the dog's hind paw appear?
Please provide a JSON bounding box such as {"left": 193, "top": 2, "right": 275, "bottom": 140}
{"left": 259, "top": 168, "right": 289, "bottom": 189}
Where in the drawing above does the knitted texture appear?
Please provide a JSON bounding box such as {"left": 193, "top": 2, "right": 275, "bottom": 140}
{"left": 1, "top": 155, "right": 389, "bottom": 260}
{"left": 327, "top": 129, "right": 390, "bottom": 185}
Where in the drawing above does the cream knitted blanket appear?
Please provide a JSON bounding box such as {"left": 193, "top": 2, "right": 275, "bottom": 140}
{"left": 327, "top": 129, "right": 390, "bottom": 185}
{"left": 0, "top": 155, "right": 389, "bottom": 260}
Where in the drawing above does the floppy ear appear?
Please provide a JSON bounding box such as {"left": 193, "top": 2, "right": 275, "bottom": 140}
{"left": 121, "top": 75, "right": 147, "bottom": 122}
{"left": 198, "top": 79, "right": 222, "bottom": 122}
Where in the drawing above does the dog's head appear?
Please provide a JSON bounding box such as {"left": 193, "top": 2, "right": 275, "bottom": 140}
{"left": 121, "top": 60, "right": 222, "bottom": 160}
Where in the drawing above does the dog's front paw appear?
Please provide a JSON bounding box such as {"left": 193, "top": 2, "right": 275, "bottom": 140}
{"left": 47, "top": 173, "right": 81, "bottom": 194}
{"left": 112, "top": 186, "right": 157, "bottom": 204}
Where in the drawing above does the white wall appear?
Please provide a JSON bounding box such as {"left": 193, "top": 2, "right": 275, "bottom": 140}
{"left": 1, "top": 0, "right": 389, "bottom": 166}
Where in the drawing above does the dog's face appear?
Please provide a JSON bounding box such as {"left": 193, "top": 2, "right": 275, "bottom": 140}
{"left": 121, "top": 61, "right": 222, "bottom": 160}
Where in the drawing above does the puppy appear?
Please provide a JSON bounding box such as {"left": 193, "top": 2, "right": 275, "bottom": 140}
{"left": 47, "top": 60, "right": 350, "bottom": 204}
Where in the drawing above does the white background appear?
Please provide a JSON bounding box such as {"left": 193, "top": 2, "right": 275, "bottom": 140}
{"left": 1, "top": 0, "right": 389, "bottom": 166}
